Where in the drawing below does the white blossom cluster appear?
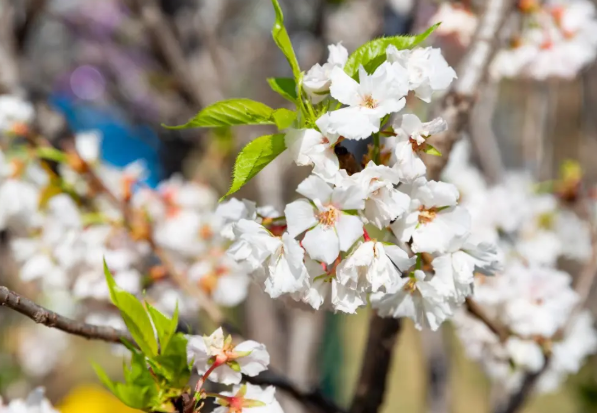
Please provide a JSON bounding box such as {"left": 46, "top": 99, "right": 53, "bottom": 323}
{"left": 0, "top": 389, "right": 58, "bottom": 413}
{"left": 444, "top": 140, "right": 597, "bottom": 393}
{"left": 0, "top": 94, "right": 254, "bottom": 331}
{"left": 429, "top": 0, "right": 597, "bottom": 80}
{"left": 187, "top": 328, "right": 283, "bottom": 413}
{"left": 224, "top": 44, "right": 501, "bottom": 330}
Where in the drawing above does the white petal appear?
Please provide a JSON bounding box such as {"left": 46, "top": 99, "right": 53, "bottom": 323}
{"left": 285, "top": 129, "right": 323, "bottom": 166}
{"left": 302, "top": 225, "right": 339, "bottom": 264}
{"left": 331, "top": 281, "right": 366, "bottom": 313}
{"left": 328, "top": 107, "right": 380, "bottom": 140}
{"left": 284, "top": 199, "right": 318, "bottom": 238}
{"left": 329, "top": 66, "right": 361, "bottom": 106}
{"left": 235, "top": 340, "right": 270, "bottom": 376}
{"left": 336, "top": 213, "right": 364, "bottom": 252}
{"left": 297, "top": 174, "right": 333, "bottom": 202}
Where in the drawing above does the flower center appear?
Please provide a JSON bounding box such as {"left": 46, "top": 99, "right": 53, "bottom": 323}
{"left": 361, "top": 94, "right": 378, "bottom": 109}
{"left": 318, "top": 206, "right": 340, "bottom": 227}
{"left": 409, "top": 137, "right": 428, "bottom": 152}
{"left": 418, "top": 207, "right": 438, "bottom": 224}
{"left": 403, "top": 278, "right": 418, "bottom": 294}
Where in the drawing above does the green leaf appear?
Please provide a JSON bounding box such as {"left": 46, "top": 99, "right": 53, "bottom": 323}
{"left": 146, "top": 302, "right": 178, "bottom": 353}
{"left": 227, "top": 360, "right": 241, "bottom": 372}
{"left": 223, "top": 133, "right": 286, "bottom": 198}
{"left": 93, "top": 363, "right": 117, "bottom": 394}
{"left": 267, "top": 77, "right": 298, "bottom": 102}
{"left": 272, "top": 108, "right": 296, "bottom": 130}
{"left": 163, "top": 99, "right": 276, "bottom": 129}
{"left": 36, "top": 147, "right": 68, "bottom": 163}
{"left": 423, "top": 144, "right": 442, "bottom": 156}
{"left": 271, "top": 0, "right": 301, "bottom": 80}
{"left": 94, "top": 363, "right": 155, "bottom": 410}
{"left": 343, "top": 23, "right": 440, "bottom": 78}
{"left": 104, "top": 260, "right": 158, "bottom": 357}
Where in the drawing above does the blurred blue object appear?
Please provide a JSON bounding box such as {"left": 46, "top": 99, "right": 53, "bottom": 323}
{"left": 50, "top": 93, "right": 164, "bottom": 188}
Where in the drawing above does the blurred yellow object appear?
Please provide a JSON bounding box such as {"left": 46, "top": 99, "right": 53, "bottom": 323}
{"left": 58, "top": 384, "right": 140, "bottom": 413}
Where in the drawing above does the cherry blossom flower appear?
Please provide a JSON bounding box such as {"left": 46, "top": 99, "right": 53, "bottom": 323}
{"left": 328, "top": 62, "right": 408, "bottom": 140}
{"left": 0, "top": 95, "right": 35, "bottom": 134}
{"left": 340, "top": 162, "right": 410, "bottom": 228}
{"left": 187, "top": 328, "right": 270, "bottom": 385}
{"left": 372, "top": 270, "right": 452, "bottom": 330}
{"left": 0, "top": 389, "right": 58, "bottom": 413}
{"left": 285, "top": 175, "right": 366, "bottom": 264}
{"left": 213, "top": 384, "right": 284, "bottom": 413}
{"left": 392, "top": 114, "right": 447, "bottom": 182}
{"left": 303, "top": 43, "right": 349, "bottom": 103}
{"left": 386, "top": 46, "right": 456, "bottom": 102}
{"left": 285, "top": 113, "right": 341, "bottom": 180}
{"left": 336, "top": 240, "right": 414, "bottom": 293}
{"left": 391, "top": 178, "right": 471, "bottom": 254}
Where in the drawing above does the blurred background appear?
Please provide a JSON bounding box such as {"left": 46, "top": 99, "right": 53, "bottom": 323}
{"left": 1, "top": 0, "right": 597, "bottom": 412}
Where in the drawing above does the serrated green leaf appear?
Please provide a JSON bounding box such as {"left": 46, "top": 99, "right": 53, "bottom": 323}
{"left": 223, "top": 134, "right": 286, "bottom": 198}
{"left": 267, "top": 77, "right": 298, "bottom": 102}
{"left": 272, "top": 108, "right": 296, "bottom": 130}
{"left": 93, "top": 363, "right": 116, "bottom": 394}
{"left": 36, "top": 147, "right": 68, "bottom": 163}
{"left": 104, "top": 260, "right": 158, "bottom": 357}
{"left": 163, "top": 99, "right": 276, "bottom": 129}
{"left": 343, "top": 23, "right": 440, "bottom": 78}
{"left": 423, "top": 144, "right": 442, "bottom": 156}
{"left": 123, "top": 352, "right": 154, "bottom": 385}
{"left": 146, "top": 302, "right": 178, "bottom": 353}
{"left": 271, "top": 0, "right": 301, "bottom": 80}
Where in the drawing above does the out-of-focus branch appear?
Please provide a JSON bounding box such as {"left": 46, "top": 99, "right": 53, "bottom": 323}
{"left": 0, "top": 285, "right": 131, "bottom": 344}
{"left": 125, "top": 0, "right": 205, "bottom": 108}
{"left": 465, "top": 297, "right": 510, "bottom": 342}
{"left": 246, "top": 371, "right": 347, "bottom": 413}
{"left": 424, "top": 0, "right": 517, "bottom": 181}
{"left": 15, "top": 0, "right": 48, "bottom": 51}
{"left": 349, "top": 317, "right": 402, "bottom": 413}
{"left": 0, "top": 285, "right": 343, "bottom": 413}
{"left": 0, "top": 2, "right": 20, "bottom": 93}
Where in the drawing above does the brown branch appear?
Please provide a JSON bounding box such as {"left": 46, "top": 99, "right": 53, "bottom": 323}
{"left": 125, "top": 0, "right": 205, "bottom": 108}
{"left": 0, "top": 285, "right": 131, "bottom": 344}
{"left": 349, "top": 317, "right": 402, "bottom": 413}
{"left": 0, "top": 285, "right": 342, "bottom": 413}
{"left": 423, "top": 0, "right": 518, "bottom": 181}
{"left": 15, "top": 0, "right": 48, "bottom": 51}
{"left": 465, "top": 297, "right": 510, "bottom": 342}
{"left": 494, "top": 356, "right": 551, "bottom": 413}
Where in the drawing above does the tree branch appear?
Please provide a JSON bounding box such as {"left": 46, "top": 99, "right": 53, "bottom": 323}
{"left": 349, "top": 317, "right": 402, "bottom": 413}
{"left": 465, "top": 297, "right": 510, "bottom": 342}
{"left": 423, "top": 0, "right": 517, "bottom": 181}
{"left": 0, "top": 285, "right": 131, "bottom": 344}
{"left": 125, "top": 0, "right": 205, "bottom": 108}
{"left": 0, "top": 285, "right": 342, "bottom": 413}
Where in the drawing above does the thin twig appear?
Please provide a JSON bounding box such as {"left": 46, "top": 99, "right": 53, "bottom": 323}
{"left": 423, "top": 0, "right": 518, "bottom": 181}
{"left": 125, "top": 0, "right": 205, "bottom": 108}
{"left": 0, "top": 285, "right": 342, "bottom": 413}
{"left": 465, "top": 297, "right": 510, "bottom": 342}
